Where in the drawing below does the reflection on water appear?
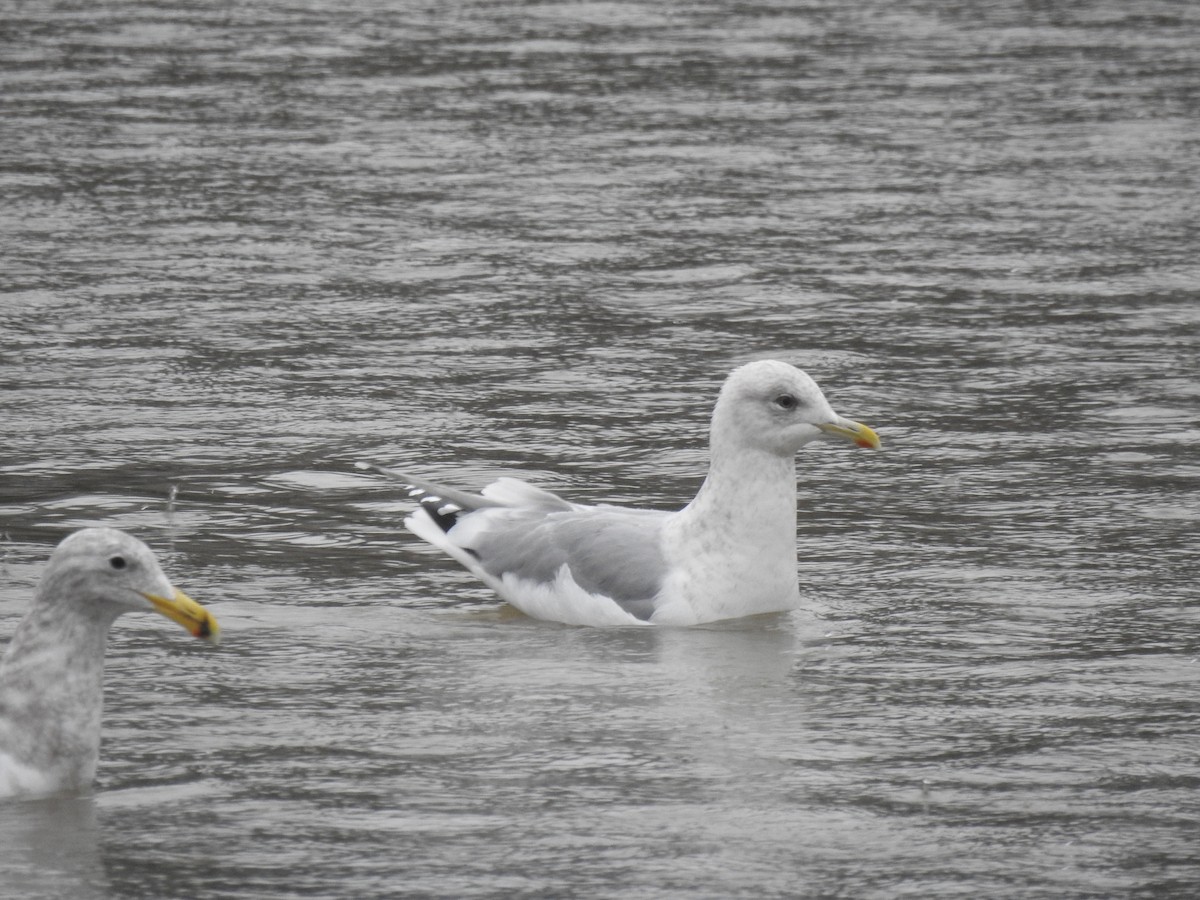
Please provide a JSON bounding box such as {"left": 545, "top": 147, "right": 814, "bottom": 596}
{"left": 0, "top": 796, "right": 108, "bottom": 899}
{"left": 2, "top": 0, "right": 1198, "bottom": 897}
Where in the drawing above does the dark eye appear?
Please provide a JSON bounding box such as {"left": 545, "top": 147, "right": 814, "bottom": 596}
{"left": 773, "top": 394, "right": 798, "bottom": 410}
{"left": 109, "top": 556, "right": 127, "bottom": 570}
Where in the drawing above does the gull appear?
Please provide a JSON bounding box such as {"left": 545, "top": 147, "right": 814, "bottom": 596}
{"left": 0, "top": 528, "right": 218, "bottom": 799}
{"left": 365, "top": 359, "right": 880, "bottom": 627}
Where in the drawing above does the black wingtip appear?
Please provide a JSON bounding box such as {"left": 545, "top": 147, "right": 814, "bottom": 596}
{"left": 361, "top": 462, "right": 496, "bottom": 532}
{"left": 415, "top": 492, "right": 462, "bottom": 534}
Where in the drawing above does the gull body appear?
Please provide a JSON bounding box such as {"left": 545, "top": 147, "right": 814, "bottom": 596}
{"left": 371, "top": 360, "right": 880, "bottom": 627}
{"left": 0, "top": 528, "right": 218, "bottom": 799}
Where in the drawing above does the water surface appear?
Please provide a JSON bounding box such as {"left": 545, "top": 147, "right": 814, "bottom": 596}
{"left": 1, "top": 1, "right": 1198, "bottom": 897}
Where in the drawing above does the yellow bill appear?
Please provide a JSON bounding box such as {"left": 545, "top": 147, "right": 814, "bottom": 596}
{"left": 142, "top": 587, "right": 220, "bottom": 644}
{"left": 818, "top": 418, "right": 882, "bottom": 450}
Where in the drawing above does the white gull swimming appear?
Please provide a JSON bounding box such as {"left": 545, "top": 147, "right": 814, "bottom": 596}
{"left": 366, "top": 360, "right": 880, "bottom": 627}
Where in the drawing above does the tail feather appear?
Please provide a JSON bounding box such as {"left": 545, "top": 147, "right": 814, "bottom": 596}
{"left": 357, "top": 464, "right": 502, "bottom": 511}
{"left": 359, "top": 462, "right": 577, "bottom": 536}
{"left": 359, "top": 463, "right": 574, "bottom": 509}
{"left": 479, "top": 477, "right": 575, "bottom": 511}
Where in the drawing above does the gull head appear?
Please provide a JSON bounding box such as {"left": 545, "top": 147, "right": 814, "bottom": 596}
{"left": 711, "top": 359, "right": 881, "bottom": 457}
{"left": 39, "top": 528, "right": 219, "bottom": 643}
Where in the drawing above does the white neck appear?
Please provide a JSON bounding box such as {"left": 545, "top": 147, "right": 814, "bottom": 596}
{"left": 687, "top": 446, "right": 797, "bottom": 533}
{"left": 657, "top": 447, "right": 801, "bottom": 624}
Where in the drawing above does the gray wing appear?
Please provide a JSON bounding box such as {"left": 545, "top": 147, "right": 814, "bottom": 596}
{"left": 469, "top": 506, "right": 670, "bottom": 621}
{"left": 363, "top": 463, "right": 670, "bottom": 620}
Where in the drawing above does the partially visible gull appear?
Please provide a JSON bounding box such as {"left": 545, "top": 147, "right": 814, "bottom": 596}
{"left": 0, "top": 528, "right": 219, "bottom": 799}
{"left": 365, "top": 359, "right": 880, "bottom": 627}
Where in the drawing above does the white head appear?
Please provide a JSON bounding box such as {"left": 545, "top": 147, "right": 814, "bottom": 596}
{"left": 35, "top": 528, "right": 218, "bottom": 642}
{"left": 710, "top": 360, "right": 881, "bottom": 458}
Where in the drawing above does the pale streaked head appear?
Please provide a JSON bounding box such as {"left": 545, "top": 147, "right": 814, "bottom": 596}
{"left": 39, "top": 528, "right": 219, "bottom": 643}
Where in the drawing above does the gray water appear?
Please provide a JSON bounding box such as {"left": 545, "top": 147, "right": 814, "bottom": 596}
{"left": 1, "top": 1, "right": 1198, "bottom": 897}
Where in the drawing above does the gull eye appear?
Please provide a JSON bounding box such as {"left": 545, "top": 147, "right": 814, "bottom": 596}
{"left": 109, "top": 556, "right": 127, "bottom": 570}
{"left": 773, "top": 394, "right": 798, "bottom": 410}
